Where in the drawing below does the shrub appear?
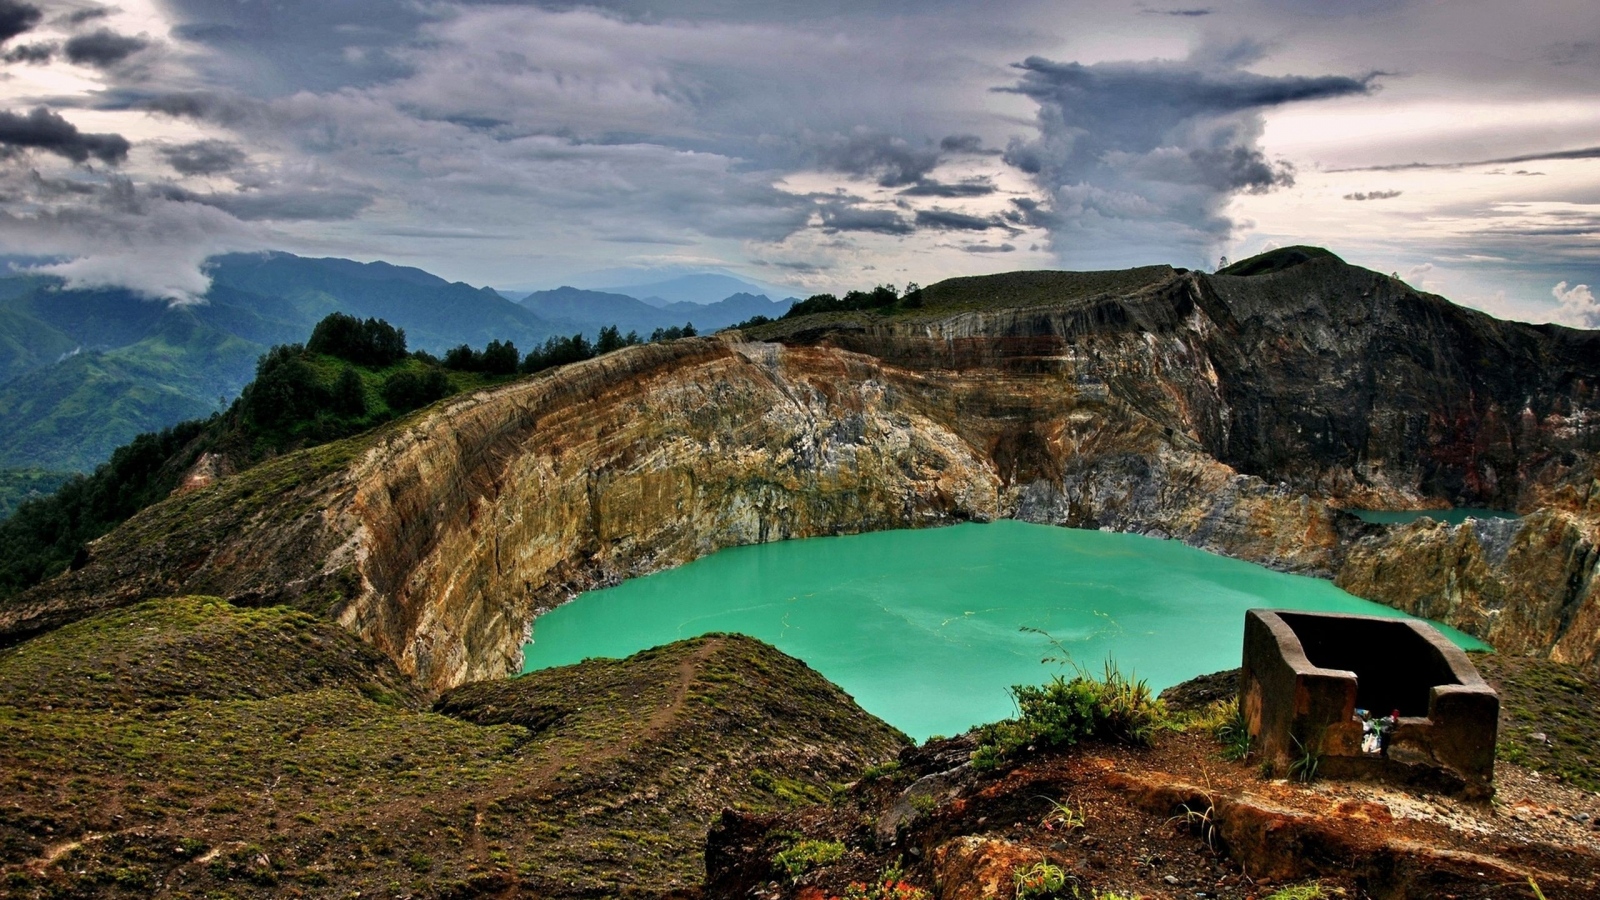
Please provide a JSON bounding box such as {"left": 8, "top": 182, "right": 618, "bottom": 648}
{"left": 971, "top": 661, "right": 1166, "bottom": 769}
{"left": 1179, "top": 699, "right": 1251, "bottom": 761}
{"left": 381, "top": 369, "right": 451, "bottom": 413}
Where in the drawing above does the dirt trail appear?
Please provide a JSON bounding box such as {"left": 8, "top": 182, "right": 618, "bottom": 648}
{"left": 515, "top": 635, "right": 723, "bottom": 789}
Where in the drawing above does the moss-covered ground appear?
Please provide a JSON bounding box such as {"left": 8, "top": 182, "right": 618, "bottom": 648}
{"left": 0, "top": 597, "right": 906, "bottom": 898}
{"left": 1475, "top": 654, "right": 1600, "bottom": 791}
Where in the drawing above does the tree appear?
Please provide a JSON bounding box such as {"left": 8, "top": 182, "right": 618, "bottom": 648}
{"left": 382, "top": 369, "right": 451, "bottom": 412}
{"left": 332, "top": 367, "right": 367, "bottom": 417}
{"left": 481, "top": 339, "right": 519, "bottom": 376}
{"left": 243, "top": 345, "right": 328, "bottom": 429}
{"left": 443, "top": 344, "right": 478, "bottom": 371}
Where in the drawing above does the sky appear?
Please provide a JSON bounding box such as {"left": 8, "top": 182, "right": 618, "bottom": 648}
{"left": 0, "top": 0, "right": 1595, "bottom": 325}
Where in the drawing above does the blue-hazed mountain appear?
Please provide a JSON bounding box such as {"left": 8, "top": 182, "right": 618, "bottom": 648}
{"left": 204, "top": 253, "right": 556, "bottom": 352}
{"left": 656, "top": 292, "right": 795, "bottom": 325}
{"left": 0, "top": 253, "right": 562, "bottom": 480}
{"left": 516, "top": 286, "right": 794, "bottom": 335}
{"left": 595, "top": 273, "right": 780, "bottom": 307}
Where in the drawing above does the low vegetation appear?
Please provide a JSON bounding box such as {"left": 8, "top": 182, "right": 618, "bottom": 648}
{"left": 772, "top": 838, "right": 845, "bottom": 881}
{"left": 0, "top": 603, "right": 905, "bottom": 897}
{"left": 1479, "top": 654, "right": 1600, "bottom": 791}
{"left": 971, "top": 661, "right": 1167, "bottom": 770}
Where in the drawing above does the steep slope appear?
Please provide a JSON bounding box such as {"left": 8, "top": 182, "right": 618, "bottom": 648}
{"left": 5, "top": 252, "right": 1598, "bottom": 695}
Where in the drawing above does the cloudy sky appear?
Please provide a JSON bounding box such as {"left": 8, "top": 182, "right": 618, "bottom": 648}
{"left": 0, "top": 0, "right": 1595, "bottom": 325}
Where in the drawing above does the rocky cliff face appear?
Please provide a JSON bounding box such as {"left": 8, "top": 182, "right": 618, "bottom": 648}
{"left": 4, "top": 252, "right": 1597, "bottom": 690}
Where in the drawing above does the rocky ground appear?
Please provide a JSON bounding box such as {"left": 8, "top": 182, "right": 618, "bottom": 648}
{"left": 707, "top": 658, "right": 1600, "bottom": 900}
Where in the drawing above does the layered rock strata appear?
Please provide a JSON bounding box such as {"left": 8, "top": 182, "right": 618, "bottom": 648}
{"left": 4, "top": 255, "right": 1598, "bottom": 689}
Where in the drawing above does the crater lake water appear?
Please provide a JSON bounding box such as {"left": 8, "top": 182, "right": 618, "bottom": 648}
{"left": 521, "top": 520, "right": 1489, "bottom": 740}
{"left": 1349, "top": 508, "right": 1519, "bottom": 526}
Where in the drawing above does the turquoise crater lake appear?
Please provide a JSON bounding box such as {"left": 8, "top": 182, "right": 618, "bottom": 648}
{"left": 521, "top": 521, "right": 1488, "bottom": 741}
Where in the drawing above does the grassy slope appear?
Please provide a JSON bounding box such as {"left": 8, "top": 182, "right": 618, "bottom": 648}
{"left": 736, "top": 266, "right": 1178, "bottom": 341}
{"left": 0, "top": 598, "right": 906, "bottom": 898}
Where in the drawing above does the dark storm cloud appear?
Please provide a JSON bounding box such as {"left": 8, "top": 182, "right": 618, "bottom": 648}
{"left": 60, "top": 5, "right": 112, "bottom": 26}
{"left": 3, "top": 40, "right": 50, "bottom": 62}
{"left": 1344, "top": 190, "right": 1402, "bottom": 201}
{"left": 0, "top": 106, "right": 129, "bottom": 164}
{"left": 1336, "top": 145, "right": 1600, "bottom": 172}
{"left": 0, "top": 0, "right": 41, "bottom": 43}
{"left": 63, "top": 28, "right": 148, "bottom": 67}
{"left": 996, "top": 52, "right": 1374, "bottom": 265}
{"left": 818, "top": 201, "right": 913, "bottom": 235}
{"left": 161, "top": 0, "right": 436, "bottom": 93}
{"left": 898, "top": 178, "right": 997, "bottom": 198}
{"left": 815, "top": 132, "right": 940, "bottom": 188}
{"left": 939, "top": 134, "right": 986, "bottom": 154}
{"left": 160, "top": 139, "right": 247, "bottom": 176}
{"left": 152, "top": 183, "right": 373, "bottom": 221}
{"left": 137, "top": 91, "right": 257, "bottom": 126}
{"left": 961, "top": 242, "right": 1015, "bottom": 253}
{"left": 914, "top": 208, "right": 1000, "bottom": 231}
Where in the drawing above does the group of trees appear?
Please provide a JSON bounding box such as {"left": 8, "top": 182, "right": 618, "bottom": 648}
{"left": 781, "top": 283, "right": 921, "bottom": 320}
{"left": 305, "top": 313, "right": 408, "bottom": 367}
{"left": 433, "top": 322, "right": 697, "bottom": 378}
{"left": 0, "top": 419, "right": 209, "bottom": 596}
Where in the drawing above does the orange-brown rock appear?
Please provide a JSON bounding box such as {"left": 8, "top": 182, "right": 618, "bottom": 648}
{"left": 930, "top": 836, "right": 1045, "bottom": 900}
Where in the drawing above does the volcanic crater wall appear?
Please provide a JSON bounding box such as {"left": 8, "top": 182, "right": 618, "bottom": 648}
{"left": 5, "top": 259, "right": 1599, "bottom": 691}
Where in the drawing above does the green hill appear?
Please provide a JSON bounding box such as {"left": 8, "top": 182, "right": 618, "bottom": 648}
{"left": 0, "top": 255, "right": 564, "bottom": 498}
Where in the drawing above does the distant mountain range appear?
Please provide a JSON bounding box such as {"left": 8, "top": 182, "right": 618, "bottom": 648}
{"left": 514, "top": 287, "right": 793, "bottom": 336}
{"left": 595, "top": 273, "right": 784, "bottom": 307}
{"left": 0, "top": 253, "right": 794, "bottom": 502}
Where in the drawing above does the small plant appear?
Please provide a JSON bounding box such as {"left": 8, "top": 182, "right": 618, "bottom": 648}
{"left": 859, "top": 759, "right": 903, "bottom": 782}
{"left": 908, "top": 792, "right": 938, "bottom": 815}
{"left": 1528, "top": 877, "right": 1548, "bottom": 900}
{"left": 1040, "top": 796, "right": 1085, "bottom": 832}
{"left": 840, "top": 865, "right": 931, "bottom": 900}
{"left": 1184, "top": 699, "right": 1252, "bottom": 761}
{"left": 1014, "top": 861, "right": 1068, "bottom": 899}
{"left": 403, "top": 851, "right": 433, "bottom": 873}
{"left": 1288, "top": 733, "right": 1321, "bottom": 784}
{"left": 773, "top": 838, "right": 845, "bottom": 881}
{"left": 1262, "top": 884, "right": 1328, "bottom": 900}
{"left": 1169, "top": 801, "right": 1219, "bottom": 852}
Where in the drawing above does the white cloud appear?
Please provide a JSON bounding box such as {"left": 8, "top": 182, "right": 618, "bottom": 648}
{"left": 1552, "top": 280, "right": 1599, "bottom": 328}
